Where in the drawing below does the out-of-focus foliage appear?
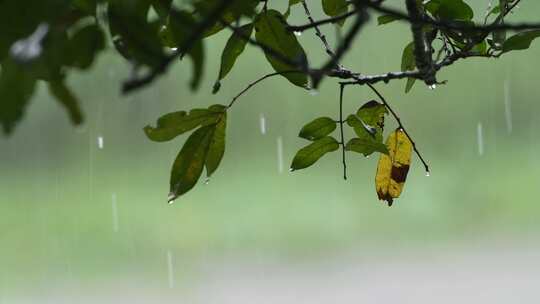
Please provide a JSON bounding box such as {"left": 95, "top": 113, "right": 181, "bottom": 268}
{"left": 1, "top": 0, "right": 539, "bottom": 204}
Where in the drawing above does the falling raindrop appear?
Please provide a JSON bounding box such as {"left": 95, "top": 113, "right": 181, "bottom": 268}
{"left": 294, "top": 31, "right": 302, "bottom": 37}
{"left": 477, "top": 122, "right": 484, "bottom": 156}
{"left": 10, "top": 23, "right": 49, "bottom": 63}
{"left": 277, "top": 136, "right": 284, "bottom": 174}
{"left": 166, "top": 250, "right": 175, "bottom": 289}
{"left": 504, "top": 79, "right": 513, "bottom": 134}
{"left": 111, "top": 193, "right": 119, "bottom": 233}
{"left": 259, "top": 113, "right": 267, "bottom": 135}
{"left": 97, "top": 136, "right": 104, "bottom": 149}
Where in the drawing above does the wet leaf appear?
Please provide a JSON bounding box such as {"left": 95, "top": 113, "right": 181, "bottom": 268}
{"left": 375, "top": 129, "right": 413, "bottom": 206}
{"left": 108, "top": 1, "right": 166, "bottom": 67}
{"left": 255, "top": 10, "right": 308, "bottom": 87}
{"left": 291, "top": 136, "right": 339, "bottom": 171}
{"left": 48, "top": 79, "right": 84, "bottom": 126}
{"left": 214, "top": 23, "right": 253, "bottom": 93}
{"left": 169, "top": 125, "right": 215, "bottom": 202}
{"left": 144, "top": 106, "right": 223, "bottom": 142}
{"left": 425, "top": 0, "right": 474, "bottom": 21}
{"left": 0, "top": 59, "right": 37, "bottom": 134}
{"left": 345, "top": 137, "right": 388, "bottom": 156}
{"left": 298, "top": 117, "right": 336, "bottom": 140}
{"left": 167, "top": 10, "right": 205, "bottom": 90}
{"left": 502, "top": 30, "right": 540, "bottom": 53}
{"left": 322, "top": 0, "right": 349, "bottom": 26}
{"left": 205, "top": 111, "right": 227, "bottom": 177}
{"left": 401, "top": 42, "right": 416, "bottom": 93}
{"left": 66, "top": 24, "right": 105, "bottom": 70}
{"left": 378, "top": 15, "right": 402, "bottom": 25}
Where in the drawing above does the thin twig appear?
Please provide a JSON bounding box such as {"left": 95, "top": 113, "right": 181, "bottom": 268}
{"left": 363, "top": 83, "right": 430, "bottom": 173}
{"left": 287, "top": 10, "right": 358, "bottom": 32}
{"left": 339, "top": 84, "right": 347, "bottom": 180}
{"left": 227, "top": 71, "right": 299, "bottom": 108}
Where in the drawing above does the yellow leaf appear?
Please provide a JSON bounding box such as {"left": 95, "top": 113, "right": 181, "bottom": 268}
{"left": 375, "top": 129, "right": 412, "bottom": 206}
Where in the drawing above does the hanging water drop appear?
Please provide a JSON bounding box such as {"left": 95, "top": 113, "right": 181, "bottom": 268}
{"left": 309, "top": 89, "right": 319, "bottom": 96}
{"left": 204, "top": 178, "right": 210, "bottom": 185}
{"left": 167, "top": 193, "right": 176, "bottom": 204}
{"left": 425, "top": 171, "right": 431, "bottom": 177}
{"left": 428, "top": 84, "right": 437, "bottom": 90}
{"left": 97, "top": 136, "right": 104, "bottom": 149}
{"left": 294, "top": 31, "right": 302, "bottom": 37}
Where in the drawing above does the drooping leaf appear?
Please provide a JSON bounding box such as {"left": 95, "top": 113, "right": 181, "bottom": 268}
{"left": 48, "top": 79, "right": 84, "bottom": 126}
{"left": 205, "top": 111, "right": 227, "bottom": 177}
{"left": 401, "top": 41, "right": 416, "bottom": 93}
{"left": 502, "top": 30, "right": 540, "bottom": 53}
{"left": 298, "top": 117, "right": 336, "bottom": 140}
{"left": 254, "top": 9, "right": 308, "bottom": 87}
{"left": 291, "top": 136, "right": 339, "bottom": 171}
{"left": 167, "top": 10, "right": 205, "bottom": 90}
{"left": 144, "top": 106, "right": 223, "bottom": 142}
{"left": 375, "top": 129, "right": 413, "bottom": 206}
{"left": 65, "top": 24, "right": 105, "bottom": 70}
{"left": 322, "top": 0, "right": 349, "bottom": 26}
{"left": 346, "top": 100, "right": 388, "bottom": 157}
{"left": 108, "top": 0, "right": 166, "bottom": 67}
{"left": 346, "top": 137, "right": 388, "bottom": 156}
{"left": 169, "top": 125, "right": 215, "bottom": 202}
{"left": 213, "top": 23, "right": 253, "bottom": 93}
{"left": 0, "top": 59, "right": 37, "bottom": 134}
{"left": 425, "top": 0, "right": 474, "bottom": 21}
{"left": 378, "top": 15, "right": 402, "bottom": 25}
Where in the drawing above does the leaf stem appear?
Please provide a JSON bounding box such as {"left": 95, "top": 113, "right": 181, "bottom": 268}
{"left": 339, "top": 84, "right": 347, "bottom": 180}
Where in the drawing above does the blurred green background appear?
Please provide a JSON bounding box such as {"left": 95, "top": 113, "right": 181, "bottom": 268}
{"left": 2, "top": 1, "right": 540, "bottom": 303}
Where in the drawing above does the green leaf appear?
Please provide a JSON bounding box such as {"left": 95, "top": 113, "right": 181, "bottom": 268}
{"left": 205, "top": 112, "right": 227, "bottom": 177}
{"left": 0, "top": 59, "right": 37, "bottom": 135}
{"left": 345, "top": 137, "right": 388, "bottom": 156}
{"left": 65, "top": 24, "right": 105, "bottom": 70}
{"left": 291, "top": 136, "right": 339, "bottom": 171}
{"left": 502, "top": 30, "right": 540, "bottom": 53}
{"left": 48, "top": 79, "right": 84, "bottom": 126}
{"left": 284, "top": 0, "right": 303, "bottom": 18}
{"left": 322, "top": 0, "right": 349, "bottom": 26}
{"left": 378, "top": 15, "right": 402, "bottom": 25}
{"left": 299, "top": 117, "right": 337, "bottom": 140}
{"left": 167, "top": 10, "right": 205, "bottom": 90}
{"left": 401, "top": 42, "right": 416, "bottom": 93}
{"left": 108, "top": 0, "right": 166, "bottom": 67}
{"left": 214, "top": 23, "right": 253, "bottom": 93}
{"left": 254, "top": 10, "right": 308, "bottom": 87}
{"left": 356, "top": 100, "right": 387, "bottom": 127}
{"left": 345, "top": 100, "right": 388, "bottom": 157}
{"left": 425, "top": 0, "right": 474, "bottom": 21}
{"left": 144, "top": 106, "right": 223, "bottom": 142}
{"left": 169, "top": 125, "right": 215, "bottom": 202}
